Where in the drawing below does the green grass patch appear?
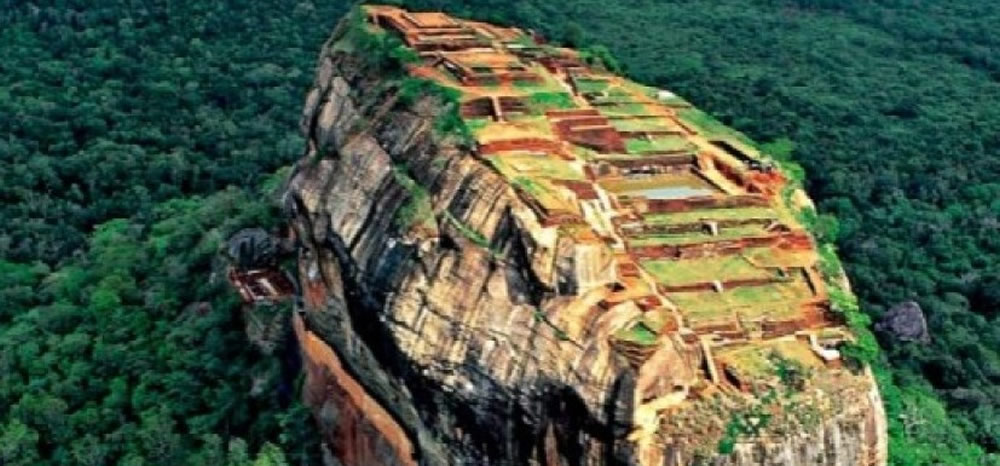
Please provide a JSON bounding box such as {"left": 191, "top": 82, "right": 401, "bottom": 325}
{"left": 610, "top": 117, "right": 673, "bottom": 132}
{"left": 625, "top": 135, "right": 694, "bottom": 153}
{"left": 717, "top": 395, "right": 776, "bottom": 454}
{"left": 490, "top": 154, "right": 583, "bottom": 181}
{"left": 628, "top": 232, "right": 706, "bottom": 247}
{"left": 622, "top": 80, "right": 662, "bottom": 98}
{"left": 607, "top": 87, "right": 631, "bottom": 98}
{"left": 677, "top": 108, "right": 755, "bottom": 148}
{"left": 642, "top": 254, "right": 770, "bottom": 286}
{"left": 465, "top": 117, "right": 491, "bottom": 136}
{"left": 598, "top": 102, "right": 650, "bottom": 117}
{"left": 511, "top": 68, "right": 568, "bottom": 95}
{"left": 570, "top": 145, "right": 601, "bottom": 161}
{"left": 527, "top": 91, "right": 576, "bottom": 113}
{"left": 342, "top": 7, "right": 419, "bottom": 72}
{"left": 444, "top": 211, "right": 491, "bottom": 250}
{"left": 575, "top": 77, "right": 610, "bottom": 94}
{"left": 640, "top": 309, "right": 669, "bottom": 331}
{"left": 387, "top": 77, "right": 471, "bottom": 145}
{"left": 726, "top": 281, "right": 812, "bottom": 310}
{"left": 512, "top": 176, "right": 549, "bottom": 197}
{"left": 660, "top": 96, "right": 692, "bottom": 107}
{"left": 668, "top": 278, "right": 814, "bottom": 324}
{"left": 615, "top": 321, "right": 658, "bottom": 346}
{"left": 533, "top": 307, "right": 571, "bottom": 341}
{"left": 394, "top": 78, "right": 471, "bottom": 142}
{"left": 677, "top": 108, "right": 732, "bottom": 137}
{"left": 391, "top": 165, "right": 434, "bottom": 231}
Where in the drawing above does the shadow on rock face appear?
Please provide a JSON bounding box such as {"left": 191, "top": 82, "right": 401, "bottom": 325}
{"left": 227, "top": 228, "right": 279, "bottom": 269}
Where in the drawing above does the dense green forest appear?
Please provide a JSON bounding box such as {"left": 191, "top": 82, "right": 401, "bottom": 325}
{"left": 2, "top": 0, "right": 999, "bottom": 464}
{"left": 0, "top": 1, "right": 346, "bottom": 463}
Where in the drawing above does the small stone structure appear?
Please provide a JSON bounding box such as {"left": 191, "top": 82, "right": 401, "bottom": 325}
{"left": 225, "top": 228, "right": 295, "bottom": 303}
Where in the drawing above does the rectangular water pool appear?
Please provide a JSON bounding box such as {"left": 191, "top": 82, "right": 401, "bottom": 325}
{"left": 624, "top": 185, "right": 717, "bottom": 199}
{"left": 603, "top": 173, "right": 721, "bottom": 200}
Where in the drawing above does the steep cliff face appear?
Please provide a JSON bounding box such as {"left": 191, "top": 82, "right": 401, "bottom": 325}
{"left": 286, "top": 49, "right": 636, "bottom": 466}
{"left": 277, "top": 9, "right": 887, "bottom": 465}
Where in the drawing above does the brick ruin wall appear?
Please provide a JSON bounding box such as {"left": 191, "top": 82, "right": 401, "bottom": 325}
{"left": 460, "top": 98, "right": 495, "bottom": 119}
{"left": 478, "top": 138, "right": 563, "bottom": 155}
{"left": 638, "top": 194, "right": 770, "bottom": 214}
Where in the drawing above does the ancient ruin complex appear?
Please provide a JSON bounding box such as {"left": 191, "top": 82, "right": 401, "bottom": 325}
{"left": 270, "top": 6, "right": 887, "bottom": 465}
{"left": 367, "top": 3, "right": 848, "bottom": 397}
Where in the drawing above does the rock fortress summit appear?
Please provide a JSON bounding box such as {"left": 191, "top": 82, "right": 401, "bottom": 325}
{"left": 230, "top": 5, "right": 888, "bottom": 465}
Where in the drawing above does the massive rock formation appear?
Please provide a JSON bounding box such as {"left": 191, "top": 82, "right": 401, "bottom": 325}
{"left": 270, "top": 7, "right": 887, "bottom": 465}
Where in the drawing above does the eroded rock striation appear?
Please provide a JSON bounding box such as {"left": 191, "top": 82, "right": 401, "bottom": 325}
{"left": 273, "top": 6, "right": 887, "bottom": 465}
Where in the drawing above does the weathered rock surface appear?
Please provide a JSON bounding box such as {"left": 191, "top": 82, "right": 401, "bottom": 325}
{"left": 227, "top": 228, "right": 280, "bottom": 269}
{"left": 276, "top": 14, "right": 888, "bottom": 466}
{"left": 286, "top": 39, "right": 637, "bottom": 464}
{"left": 875, "top": 301, "right": 930, "bottom": 344}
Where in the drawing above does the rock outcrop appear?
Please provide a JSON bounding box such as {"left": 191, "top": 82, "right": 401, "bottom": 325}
{"left": 875, "top": 301, "right": 930, "bottom": 344}
{"left": 227, "top": 228, "right": 281, "bottom": 269}
{"left": 271, "top": 7, "right": 888, "bottom": 465}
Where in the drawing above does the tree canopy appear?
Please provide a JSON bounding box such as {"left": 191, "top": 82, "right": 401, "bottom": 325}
{"left": 0, "top": 1, "right": 347, "bottom": 463}
{"left": 2, "top": 0, "right": 999, "bottom": 464}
